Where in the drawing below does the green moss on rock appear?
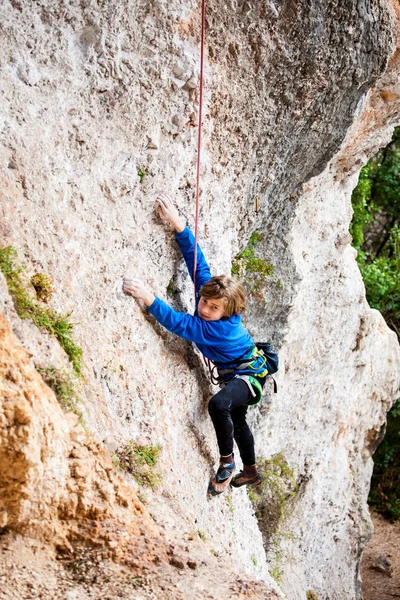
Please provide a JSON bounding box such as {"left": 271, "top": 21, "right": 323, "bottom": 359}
{"left": 0, "top": 246, "right": 83, "bottom": 375}
{"left": 249, "top": 453, "right": 298, "bottom": 545}
{"left": 166, "top": 279, "right": 177, "bottom": 298}
{"left": 231, "top": 231, "right": 274, "bottom": 293}
{"left": 112, "top": 442, "right": 162, "bottom": 489}
{"left": 248, "top": 453, "right": 298, "bottom": 583}
{"left": 37, "top": 365, "right": 84, "bottom": 426}
{"left": 137, "top": 166, "right": 148, "bottom": 183}
{"left": 31, "top": 272, "right": 55, "bottom": 303}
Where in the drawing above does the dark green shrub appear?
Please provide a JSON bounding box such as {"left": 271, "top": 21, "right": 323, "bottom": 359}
{"left": 350, "top": 127, "right": 400, "bottom": 519}
{"left": 369, "top": 398, "right": 400, "bottom": 520}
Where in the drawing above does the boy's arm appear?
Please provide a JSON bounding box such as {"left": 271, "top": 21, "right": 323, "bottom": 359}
{"left": 156, "top": 193, "right": 211, "bottom": 290}
{"left": 148, "top": 296, "right": 214, "bottom": 344}
{"left": 123, "top": 280, "right": 214, "bottom": 345}
{"left": 175, "top": 227, "right": 212, "bottom": 290}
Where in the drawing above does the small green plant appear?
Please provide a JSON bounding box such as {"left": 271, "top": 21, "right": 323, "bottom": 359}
{"left": 225, "top": 495, "right": 234, "bottom": 515}
{"left": 166, "top": 279, "right": 177, "bottom": 298}
{"left": 231, "top": 231, "right": 274, "bottom": 293}
{"left": 251, "top": 556, "right": 258, "bottom": 567}
{"left": 306, "top": 591, "right": 319, "bottom": 600}
{"left": 187, "top": 529, "right": 207, "bottom": 541}
{"left": 248, "top": 231, "right": 264, "bottom": 245}
{"left": 112, "top": 442, "right": 161, "bottom": 489}
{"left": 270, "top": 564, "right": 284, "bottom": 586}
{"left": 36, "top": 366, "right": 84, "bottom": 426}
{"left": 31, "top": 272, "right": 55, "bottom": 303}
{"left": 137, "top": 166, "right": 148, "bottom": 183}
{"left": 127, "top": 575, "right": 146, "bottom": 588}
{"left": 0, "top": 247, "right": 83, "bottom": 375}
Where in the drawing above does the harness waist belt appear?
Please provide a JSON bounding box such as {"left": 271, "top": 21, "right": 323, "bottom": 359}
{"left": 217, "top": 359, "right": 255, "bottom": 376}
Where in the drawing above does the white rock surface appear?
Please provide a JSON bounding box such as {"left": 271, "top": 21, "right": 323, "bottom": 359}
{"left": 0, "top": 1, "right": 400, "bottom": 599}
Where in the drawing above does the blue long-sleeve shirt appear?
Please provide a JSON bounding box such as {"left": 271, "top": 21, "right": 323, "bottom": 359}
{"left": 147, "top": 227, "right": 255, "bottom": 367}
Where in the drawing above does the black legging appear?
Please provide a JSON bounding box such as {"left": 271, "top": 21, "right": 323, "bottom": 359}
{"left": 208, "top": 377, "right": 256, "bottom": 466}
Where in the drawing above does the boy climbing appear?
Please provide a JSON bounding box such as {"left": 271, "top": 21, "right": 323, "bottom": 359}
{"left": 123, "top": 193, "right": 270, "bottom": 495}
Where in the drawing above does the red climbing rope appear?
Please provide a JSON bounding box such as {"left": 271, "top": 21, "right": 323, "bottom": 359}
{"left": 193, "top": 1, "right": 218, "bottom": 383}
{"left": 193, "top": 0, "right": 206, "bottom": 299}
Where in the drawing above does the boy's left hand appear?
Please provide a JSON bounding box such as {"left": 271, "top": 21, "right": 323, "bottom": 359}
{"left": 156, "top": 193, "right": 185, "bottom": 232}
{"left": 123, "top": 278, "right": 155, "bottom": 307}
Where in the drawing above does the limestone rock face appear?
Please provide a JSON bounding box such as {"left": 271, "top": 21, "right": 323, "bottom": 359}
{"left": 1, "top": 1, "right": 400, "bottom": 599}
{"left": 0, "top": 313, "right": 161, "bottom": 560}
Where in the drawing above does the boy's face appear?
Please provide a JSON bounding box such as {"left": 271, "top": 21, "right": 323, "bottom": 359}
{"left": 198, "top": 296, "right": 226, "bottom": 321}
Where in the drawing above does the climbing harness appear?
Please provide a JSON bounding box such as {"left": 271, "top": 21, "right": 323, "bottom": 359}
{"left": 216, "top": 346, "right": 268, "bottom": 380}
{"left": 203, "top": 355, "right": 220, "bottom": 385}
{"left": 205, "top": 344, "right": 279, "bottom": 404}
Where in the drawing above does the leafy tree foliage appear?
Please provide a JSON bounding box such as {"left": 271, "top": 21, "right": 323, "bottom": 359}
{"left": 350, "top": 127, "right": 400, "bottom": 520}
{"left": 369, "top": 401, "right": 400, "bottom": 520}
{"left": 350, "top": 127, "right": 400, "bottom": 335}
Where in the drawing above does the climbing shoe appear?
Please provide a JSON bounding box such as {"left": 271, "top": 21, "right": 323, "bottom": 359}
{"left": 230, "top": 471, "right": 262, "bottom": 488}
{"left": 216, "top": 461, "right": 235, "bottom": 484}
{"left": 208, "top": 459, "right": 236, "bottom": 496}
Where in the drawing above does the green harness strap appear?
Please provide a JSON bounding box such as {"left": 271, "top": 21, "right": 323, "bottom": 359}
{"left": 235, "top": 374, "right": 264, "bottom": 406}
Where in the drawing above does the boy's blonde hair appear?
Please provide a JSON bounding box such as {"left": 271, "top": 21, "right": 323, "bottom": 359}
{"left": 200, "top": 275, "right": 246, "bottom": 317}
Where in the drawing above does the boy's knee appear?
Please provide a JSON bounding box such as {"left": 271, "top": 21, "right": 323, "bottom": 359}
{"left": 208, "top": 396, "right": 217, "bottom": 416}
{"left": 208, "top": 393, "right": 227, "bottom": 416}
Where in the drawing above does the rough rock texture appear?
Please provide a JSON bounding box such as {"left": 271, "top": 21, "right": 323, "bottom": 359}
{"left": 0, "top": 309, "right": 281, "bottom": 600}
{"left": 336, "top": 18, "right": 400, "bottom": 178}
{"left": 271, "top": 169, "right": 399, "bottom": 599}
{"left": 0, "top": 532, "right": 281, "bottom": 600}
{"left": 0, "top": 312, "right": 162, "bottom": 559}
{"left": 1, "top": 1, "right": 400, "bottom": 599}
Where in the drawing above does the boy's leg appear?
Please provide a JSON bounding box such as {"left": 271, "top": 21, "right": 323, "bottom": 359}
{"left": 208, "top": 378, "right": 251, "bottom": 464}
{"left": 230, "top": 405, "right": 262, "bottom": 487}
{"left": 231, "top": 405, "right": 255, "bottom": 466}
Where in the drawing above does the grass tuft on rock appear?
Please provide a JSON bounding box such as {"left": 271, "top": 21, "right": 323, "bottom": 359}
{"left": 137, "top": 166, "right": 148, "bottom": 183}
{"left": 37, "top": 365, "right": 84, "bottom": 426}
{"left": 166, "top": 279, "right": 177, "bottom": 298}
{"left": 0, "top": 246, "right": 83, "bottom": 375}
{"left": 112, "top": 442, "right": 161, "bottom": 489}
{"left": 31, "top": 272, "right": 55, "bottom": 303}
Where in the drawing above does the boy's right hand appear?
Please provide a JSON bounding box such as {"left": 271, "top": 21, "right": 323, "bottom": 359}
{"left": 156, "top": 193, "right": 185, "bottom": 232}
{"left": 123, "top": 278, "right": 155, "bottom": 307}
